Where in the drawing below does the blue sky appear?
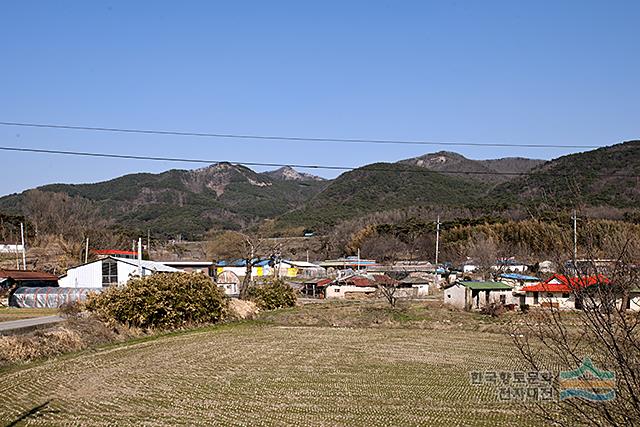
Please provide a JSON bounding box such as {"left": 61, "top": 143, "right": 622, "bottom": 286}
{"left": 1, "top": 1, "right": 638, "bottom": 196}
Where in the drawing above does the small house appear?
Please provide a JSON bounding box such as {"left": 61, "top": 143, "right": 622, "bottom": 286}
{"left": 0, "top": 243, "right": 24, "bottom": 254}
{"left": 519, "top": 274, "right": 607, "bottom": 309}
{"left": 397, "top": 275, "right": 431, "bottom": 297}
{"left": 443, "top": 281, "right": 513, "bottom": 310}
{"left": 0, "top": 269, "right": 59, "bottom": 290}
{"left": 59, "top": 256, "right": 181, "bottom": 288}
{"left": 492, "top": 258, "right": 529, "bottom": 273}
{"left": 324, "top": 274, "right": 389, "bottom": 300}
{"left": 497, "top": 273, "right": 540, "bottom": 290}
{"left": 303, "top": 278, "right": 332, "bottom": 298}
{"left": 215, "top": 259, "right": 273, "bottom": 279}
{"left": 160, "top": 261, "right": 214, "bottom": 277}
{"left": 216, "top": 270, "right": 241, "bottom": 296}
{"left": 277, "top": 260, "right": 325, "bottom": 279}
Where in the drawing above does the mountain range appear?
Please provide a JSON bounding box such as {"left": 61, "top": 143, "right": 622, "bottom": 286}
{"left": 1, "top": 141, "right": 639, "bottom": 239}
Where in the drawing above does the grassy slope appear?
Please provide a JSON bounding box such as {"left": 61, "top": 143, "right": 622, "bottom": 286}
{"left": 0, "top": 302, "right": 543, "bottom": 426}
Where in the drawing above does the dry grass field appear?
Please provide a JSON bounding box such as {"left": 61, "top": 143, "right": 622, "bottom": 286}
{"left": 0, "top": 308, "right": 543, "bottom": 427}
{"left": 0, "top": 308, "right": 58, "bottom": 323}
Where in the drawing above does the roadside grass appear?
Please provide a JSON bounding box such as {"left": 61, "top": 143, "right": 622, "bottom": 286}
{"left": 259, "top": 299, "right": 519, "bottom": 333}
{"left": 0, "top": 308, "right": 58, "bottom": 322}
{"left": 0, "top": 321, "right": 542, "bottom": 426}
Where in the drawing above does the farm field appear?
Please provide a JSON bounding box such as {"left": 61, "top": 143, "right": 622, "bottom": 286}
{"left": 0, "top": 320, "right": 543, "bottom": 426}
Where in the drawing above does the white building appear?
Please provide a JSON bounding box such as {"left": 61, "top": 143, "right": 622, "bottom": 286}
{"left": 325, "top": 284, "right": 377, "bottom": 299}
{"left": 0, "top": 243, "right": 24, "bottom": 254}
{"left": 277, "top": 260, "right": 325, "bottom": 278}
{"left": 215, "top": 259, "right": 273, "bottom": 279}
{"left": 443, "top": 281, "right": 514, "bottom": 310}
{"left": 59, "top": 256, "right": 181, "bottom": 288}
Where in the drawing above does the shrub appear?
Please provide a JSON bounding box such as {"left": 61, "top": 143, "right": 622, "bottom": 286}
{"left": 86, "top": 273, "right": 228, "bottom": 330}
{"left": 480, "top": 302, "right": 505, "bottom": 318}
{"left": 247, "top": 278, "right": 297, "bottom": 310}
{"left": 59, "top": 301, "right": 84, "bottom": 318}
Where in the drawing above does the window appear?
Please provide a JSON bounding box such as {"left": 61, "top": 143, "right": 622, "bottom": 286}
{"left": 546, "top": 292, "right": 554, "bottom": 298}
{"left": 102, "top": 259, "right": 118, "bottom": 287}
{"left": 562, "top": 293, "right": 570, "bottom": 298}
{"left": 335, "top": 288, "right": 341, "bottom": 292}
{"left": 499, "top": 294, "right": 506, "bottom": 304}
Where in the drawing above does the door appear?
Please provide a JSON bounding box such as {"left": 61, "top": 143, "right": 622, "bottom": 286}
{"left": 533, "top": 292, "right": 539, "bottom": 305}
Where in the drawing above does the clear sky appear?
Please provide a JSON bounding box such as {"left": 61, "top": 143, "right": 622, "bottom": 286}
{"left": 1, "top": 1, "right": 638, "bottom": 196}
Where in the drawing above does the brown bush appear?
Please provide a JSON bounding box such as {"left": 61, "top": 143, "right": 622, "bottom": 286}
{"left": 86, "top": 272, "right": 228, "bottom": 330}
{"left": 0, "top": 317, "right": 139, "bottom": 366}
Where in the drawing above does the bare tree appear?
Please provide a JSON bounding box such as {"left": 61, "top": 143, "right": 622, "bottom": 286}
{"left": 510, "top": 232, "right": 640, "bottom": 426}
{"left": 206, "top": 231, "right": 277, "bottom": 299}
{"left": 467, "top": 232, "right": 498, "bottom": 280}
{"left": 376, "top": 275, "right": 400, "bottom": 308}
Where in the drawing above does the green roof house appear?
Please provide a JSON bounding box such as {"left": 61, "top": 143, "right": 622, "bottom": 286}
{"left": 443, "top": 281, "right": 513, "bottom": 310}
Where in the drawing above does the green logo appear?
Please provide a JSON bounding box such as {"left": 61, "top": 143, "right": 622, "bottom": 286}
{"left": 559, "top": 358, "right": 615, "bottom": 401}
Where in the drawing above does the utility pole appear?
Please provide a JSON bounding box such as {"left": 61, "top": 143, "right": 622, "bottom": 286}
{"left": 572, "top": 209, "right": 578, "bottom": 267}
{"left": 435, "top": 216, "right": 441, "bottom": 266}
{"left": 435, "top": 216, "right": 441, "bottom": 288}
{"left": 147, "top": 229, "right": 151, "bottom": 259}
{"left": 137, "top": 238, "right": 143, "bottom": 277}
{"left": 357, "top": 248, "right": 361, "bottom": 272}
{"left": 85, "top": 237, "right": 89, "bottom": 263}
{"left": 20, "top": 222, "right": 26, "bottom": 270}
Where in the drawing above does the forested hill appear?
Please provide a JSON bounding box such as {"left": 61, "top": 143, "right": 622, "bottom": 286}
{"left": 0, "top": 163, "right": 326, "bottom": 240}
{"left": 490, "top": 140, "right": 640, "bottom": 209}
{"left": 273, "top": 162, "right": 489, "bottom": 231}
{"left": 2, "top": 142, "right": 640, "bottom": 239}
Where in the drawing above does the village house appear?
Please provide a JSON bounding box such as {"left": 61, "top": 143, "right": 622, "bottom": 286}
{"left": 216, "top": 270, "right": 241, "bottom": 296}
{"left": 59, "top": 256, "right": 181, "bottom": 288}
{"left": 302, "top": 278, "right": 332, "bottom": 298}
{"left": 519, "top": 274, "right": 607, "bottom": 309}
{"left": 0, "top": 242, "right": 24, "bottom": 254}
{"left": 276, "top": 260, "right": 325, "bottom": 279}
{"left": 497, "top": 273, "right": 540, "bottom": 289}
{"left": 443, "top": 281, "right": 514, "bottom": 310}
{"left": 160, "top": 261, "right": 214, "bottom": 277}
{"left": 622, "top": 287, "right": 640, "bottom": 312}
{"left": 397, "top": 275, "right": 431, "bottom": 297}
{"left": 0, "top": 269, "right": 59, "bottom": 290}
{"left": 319, "top": 257, "right": 378, "bottom": 277}
{"left": 215, "top": 259, "right": 273, "bottom": 279}
{"left": 492, "top": 258, "right": 529, "bottom": 273}
{"left": 324, "top": 275, "right": 378, "bottom": 300}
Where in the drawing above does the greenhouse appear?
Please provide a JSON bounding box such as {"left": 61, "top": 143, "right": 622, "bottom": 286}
{"left": 9, "top": 287, "right": 102, "bottom": 308}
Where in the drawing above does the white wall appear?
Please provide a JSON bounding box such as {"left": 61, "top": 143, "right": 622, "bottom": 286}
{"left": 0, "top": 244, "right": 23, "bottom": 254}
{"left": 445, "top": 285, "right": 514, "bottom": 310}
{"left": 413, "top": 284, "right": 430, "bottom": 297}
{"left": 524, "top": 292, "right": 575, "bottom": 309}
{"left": 325, "top": 285, "right": 376, "bottom": 299}
{"left": 444, "top": 284, "right": 467, "bottom": 309}
{"left": 59, "top": 261, "right": 103, "bottom": 288}
{"left": 59, "top": 259, "right": 153, "bottom": 288}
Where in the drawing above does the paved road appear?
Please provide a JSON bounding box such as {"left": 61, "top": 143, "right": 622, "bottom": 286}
{"left": 0, "top": 315, "right": 63, "bottom": 333}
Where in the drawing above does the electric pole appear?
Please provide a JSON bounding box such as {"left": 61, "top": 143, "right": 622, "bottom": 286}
{"left": 435, "top": 216, "right": 441, "bottom": 266}
{"left": 572, "top": 209, "right": 578, "bottom": 269}
{"left": 20, "top": 222, "right": 26, "bottom": 270}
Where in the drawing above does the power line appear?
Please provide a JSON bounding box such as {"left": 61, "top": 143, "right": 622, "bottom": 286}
{"left": 2, "top": 144, "right": 640, "bottom": 179}
{"left": 0, "top": 121, "right": 603, "bottom": 149}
